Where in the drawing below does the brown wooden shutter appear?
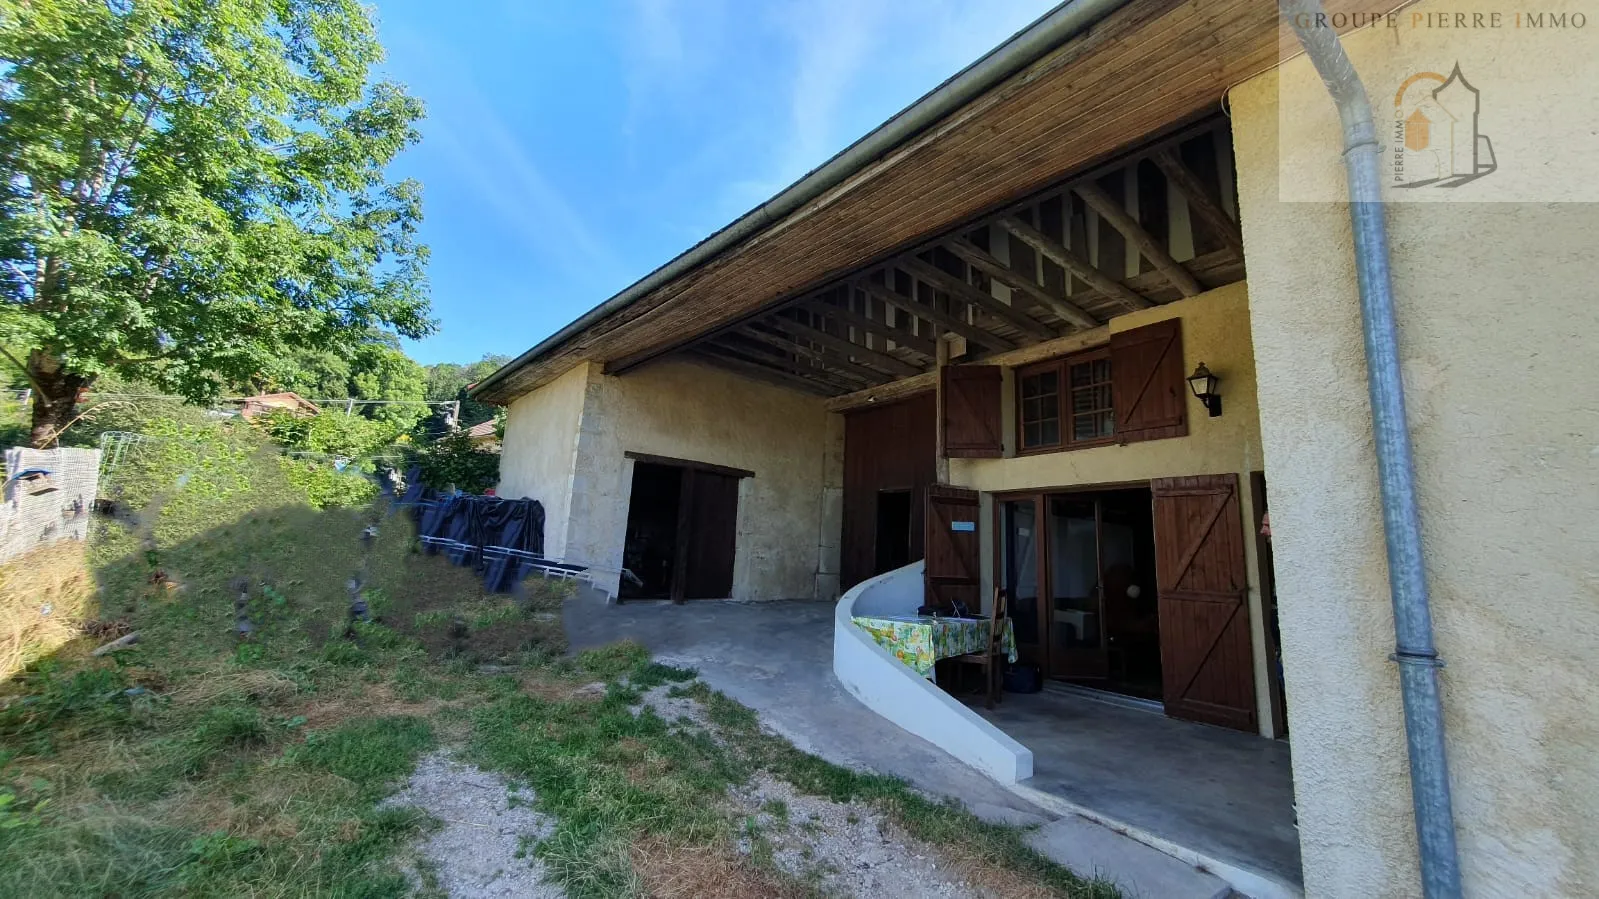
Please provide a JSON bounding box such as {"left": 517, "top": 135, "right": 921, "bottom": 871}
{"left": 923, "top": 484, "right": 980, "bottom": 612}
{"left": 1110, "top": 318, "right": 1187, "bottom": 443}
{"left": 942, "top": 365, "right": 1003, "bottom": 458}
{"left": 1151, "top": 474, "right": 1257, "bottom": 732}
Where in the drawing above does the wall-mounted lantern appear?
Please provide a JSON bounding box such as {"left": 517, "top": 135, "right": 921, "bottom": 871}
{"left": 1187, "top": 362, "right": 1222, "bottom": 417}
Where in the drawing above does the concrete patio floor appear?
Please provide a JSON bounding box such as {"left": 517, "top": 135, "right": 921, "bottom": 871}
{"left": 564, "top": 593, "right": 1299, "bottom": 896}
{"left": 563, "top": 594, "right": 1051, "bottom": 826}
{"left": 959, "top": 686, "right": 1302, "bottom": 891}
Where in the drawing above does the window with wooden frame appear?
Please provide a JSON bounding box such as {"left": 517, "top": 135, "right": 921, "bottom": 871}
{"left": 1017, "top": 348, "right": 1113, "bottom": 453}
{"left": 1015, "top": 319, "right": 1188, "bottom": 454}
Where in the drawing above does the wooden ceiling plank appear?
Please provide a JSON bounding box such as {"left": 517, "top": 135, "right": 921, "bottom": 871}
{"left": 687, "top": 349, "right": 840, "bottom": 396}
{"left": 1071, "top": 181, "right": 1203, "bottom": 298}
{"left": 945, "top": 233, "right": 1109, "bottom": 327}
{"left": 990, "top": 217, "right": 1147, "bottom": 318}
{"left": 734, "top": 326, "right": 893, "bottom": 386}
{"left": 1151, "top": 148, "right": 1244, "bottom": 256}
{"left": 802, "top": 300, "right": 938, "bottom": 359}
{"left": 897, "top": 256, "right": 1055, "bottom": 340}
{"left": 765, "top": 316, "right": 925, "bottom": 378}
{"left": 854, "top": 277, "right": 1016, "bottom": 352}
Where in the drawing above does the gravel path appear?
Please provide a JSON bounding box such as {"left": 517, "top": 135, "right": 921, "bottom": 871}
{"left": 384, "top": 752, "right": 562, "bottom": 898}
{"left": 733, "top": 773, "right": 979, "bottom": 899}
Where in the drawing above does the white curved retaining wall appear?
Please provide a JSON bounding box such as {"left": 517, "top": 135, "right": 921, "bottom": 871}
{"left": 832, "top": 561, "right": 1033, "bottom": 784}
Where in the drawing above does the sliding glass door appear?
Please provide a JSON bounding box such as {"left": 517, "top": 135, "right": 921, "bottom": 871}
{"left": 998, "top": 498, "right": 1045, "bottom": 665}
{"left": 1047, "top": 496, "right": 1109, "bottom": 680}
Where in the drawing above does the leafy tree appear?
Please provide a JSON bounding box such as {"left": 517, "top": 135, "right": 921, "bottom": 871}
{"left": 0, "top": 0, "right": 433, "bottom": 447}
{"left": 255, "top": 408, "right": 392, "bottom": 461}
{"left": 414, "top": 427, "right": 498, "bottom": 494}
{"left": 347, "top": 342, "right": 427, "bottom": 433}
{"left": 422, "top": 354, "right": 508, "bottom": 430}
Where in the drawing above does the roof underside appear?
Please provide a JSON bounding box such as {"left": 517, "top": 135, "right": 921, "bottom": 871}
{"left": 477, "top": 0, "right": 1294, "bottom": 405}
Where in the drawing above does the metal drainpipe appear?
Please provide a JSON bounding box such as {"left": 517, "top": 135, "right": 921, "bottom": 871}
{"left": 1279, "top": 3, "right": 1463, "bottom": 896}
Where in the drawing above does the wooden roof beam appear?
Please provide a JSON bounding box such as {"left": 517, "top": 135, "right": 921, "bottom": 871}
{"left": 801, "top": 300, "right": 938, "bottom": 359}
{"left": 897, "top": 256, "right": 1054, "bottom": 340}
{"left": 694, "top": 344, "right": 859, "bottom": 394}
{"left": 734, "top": 325, "right": 895, "bottom": 386}
{"left": 765, "top": 316, "right": 925, "bottom": 378}
{"left": 854, "top": 277, "right": 1016, "bottom": 352}
{"left": 987, "top": 219, "right": 1146, "bottom": 319}
{"left": 1151, "top": 149, "right": 1244, "bottom": 257}
{"left": 944, "top": 233, "right": 1109, "bottom": 327}
{"left": 687, "top": 349, "right": 843, "bottom": 396}
{"left": 1071, "top": 181, "right": 1202, "bottom": 298}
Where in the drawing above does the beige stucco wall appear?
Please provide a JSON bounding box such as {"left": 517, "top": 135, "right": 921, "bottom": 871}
{"left": 496, "top": 361, "right": 590, "bottom": 557}
{"left": 546, "top": 358, "right": 836, "bottom": 601}
{"left": 1231, "top": 12, "right": 1599, "bottom": 896}
{"left": 949, "top": 282, "right": 1278, "bottom": 734}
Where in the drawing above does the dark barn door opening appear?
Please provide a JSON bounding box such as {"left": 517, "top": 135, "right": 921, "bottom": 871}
{"left": 620, "top": 457, "right": 743, "bottom": 602}
{"left": 620, "top": 462, "right": 683, "bottom": 600}
{"left": 874, "top": 490, "right": 913, "bottom": 574}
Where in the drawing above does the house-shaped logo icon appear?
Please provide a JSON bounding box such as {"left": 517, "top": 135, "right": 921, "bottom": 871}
{"left": 1392, "top": 64, "right": 1498, "bottom": 188}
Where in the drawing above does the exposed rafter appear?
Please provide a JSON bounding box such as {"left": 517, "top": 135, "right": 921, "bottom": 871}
{"left": 1151, "top": 149, "right": 1244, "bottom": 256}
{"left": 896, "top": 257, "right": 1054, "bottom": 340}
{"left": 733, "top": 326, "right": 896, "bottom": 386}
{"left": 944, "top": 234, "right": 1107, "bottom": 328}
{"left": 803, "top": 299, "right": 938, "bottom": 359}
{"left": 764, "top": 316, "right": 924, "bottom": 378}
{"left": 1071, "top": 182, "right": 1203, "bottom": 298}
{"left": 854, "top": 277, "right": 1016, "bottom": 351}
{"left": 597, "top": 118, "right": 1244, "bottom": 390}
{"left": 687, "top": 348, "right": 843, "bottom": 396}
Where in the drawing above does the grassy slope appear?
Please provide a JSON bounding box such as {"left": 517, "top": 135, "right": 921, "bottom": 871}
{"left": 0, "top": 420, "right": 1118, "bottom": 899}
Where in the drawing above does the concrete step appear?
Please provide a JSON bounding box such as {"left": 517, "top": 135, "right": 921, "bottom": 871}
{"left": 1026, "top": 814, "right": 1233, "bottom": 899}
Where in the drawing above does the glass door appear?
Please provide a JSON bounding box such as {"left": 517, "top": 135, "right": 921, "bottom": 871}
{"left": 1047, "top": 496, "right": 1109, "bottom": 680}
{"left": 998, "top": 498, "right": 1045, "bottom": 665}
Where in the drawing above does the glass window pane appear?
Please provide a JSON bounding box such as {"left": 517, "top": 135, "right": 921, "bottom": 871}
{"left": 1048, "top": 498, "right": 1101, "bottom": 650}
{"left": 1001, "top": 500, "right": 1039, "bottom": 647}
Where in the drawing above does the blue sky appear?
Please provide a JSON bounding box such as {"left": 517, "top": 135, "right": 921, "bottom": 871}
{"left": 374, "top": 0, "right": 1059, "bottom": 365}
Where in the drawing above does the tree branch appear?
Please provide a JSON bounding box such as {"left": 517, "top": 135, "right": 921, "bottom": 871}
{"left": 0, "top": 347, "right": 51, "bottom": 406}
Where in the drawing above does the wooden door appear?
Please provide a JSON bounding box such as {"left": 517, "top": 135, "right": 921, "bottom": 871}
{"left": 680, "top": 470, "right": 739, "bottom": 600}
{"left": 1151, "top": 474, "right": 1257, "bottom": 731}
{"left": 841, "top": 392, "right": 936, "bottom": 589}
{"left": 924, "top": 484, "right": 980, "bottom": 612}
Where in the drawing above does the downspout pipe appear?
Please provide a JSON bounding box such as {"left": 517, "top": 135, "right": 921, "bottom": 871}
{"left": 1280, "top": 4, "right": 1463, "bottom": 896}
{"left": 471, "top": 0, "right": 1132, "bottom": 400}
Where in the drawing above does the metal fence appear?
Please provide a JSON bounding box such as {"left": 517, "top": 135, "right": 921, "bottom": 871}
{"left": 0, "top": 446, "right": 100, "bottom": 564}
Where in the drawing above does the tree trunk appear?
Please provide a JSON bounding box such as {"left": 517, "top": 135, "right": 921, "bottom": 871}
{"left": 27, "top": 351, "right": 88, "bottom": 448}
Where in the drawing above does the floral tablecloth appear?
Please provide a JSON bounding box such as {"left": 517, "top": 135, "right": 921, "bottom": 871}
{"left": 851, "top": 615, "right": 1018, "bottom": 677}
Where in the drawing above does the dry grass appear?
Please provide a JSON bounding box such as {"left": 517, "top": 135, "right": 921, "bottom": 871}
{"left": 629, "top": 836, "right": 808, "bottom": 899}
{"left": 0, "top": 542, "right": 96, "bottom": 682}
{"left": 942, "top": 838, "right": 1065, "bottom": 899}
{"left": 166, "top": 667, "right": 303, "bottom": 708}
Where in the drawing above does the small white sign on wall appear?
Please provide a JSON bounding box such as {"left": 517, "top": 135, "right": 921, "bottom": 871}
{"left": 950, "top": 520, "right": 976, "bottom": 532}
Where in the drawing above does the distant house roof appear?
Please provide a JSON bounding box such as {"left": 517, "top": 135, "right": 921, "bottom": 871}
{"left": 238, "top": 392, "right": 321, "bottom": 420}
{"left": 464, "top": 419, "right": 498, "bottom": 444}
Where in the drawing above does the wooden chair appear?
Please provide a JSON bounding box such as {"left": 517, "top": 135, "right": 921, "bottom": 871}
{"left": 953, "top": 587, "right": 1008, "bottom": 709}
